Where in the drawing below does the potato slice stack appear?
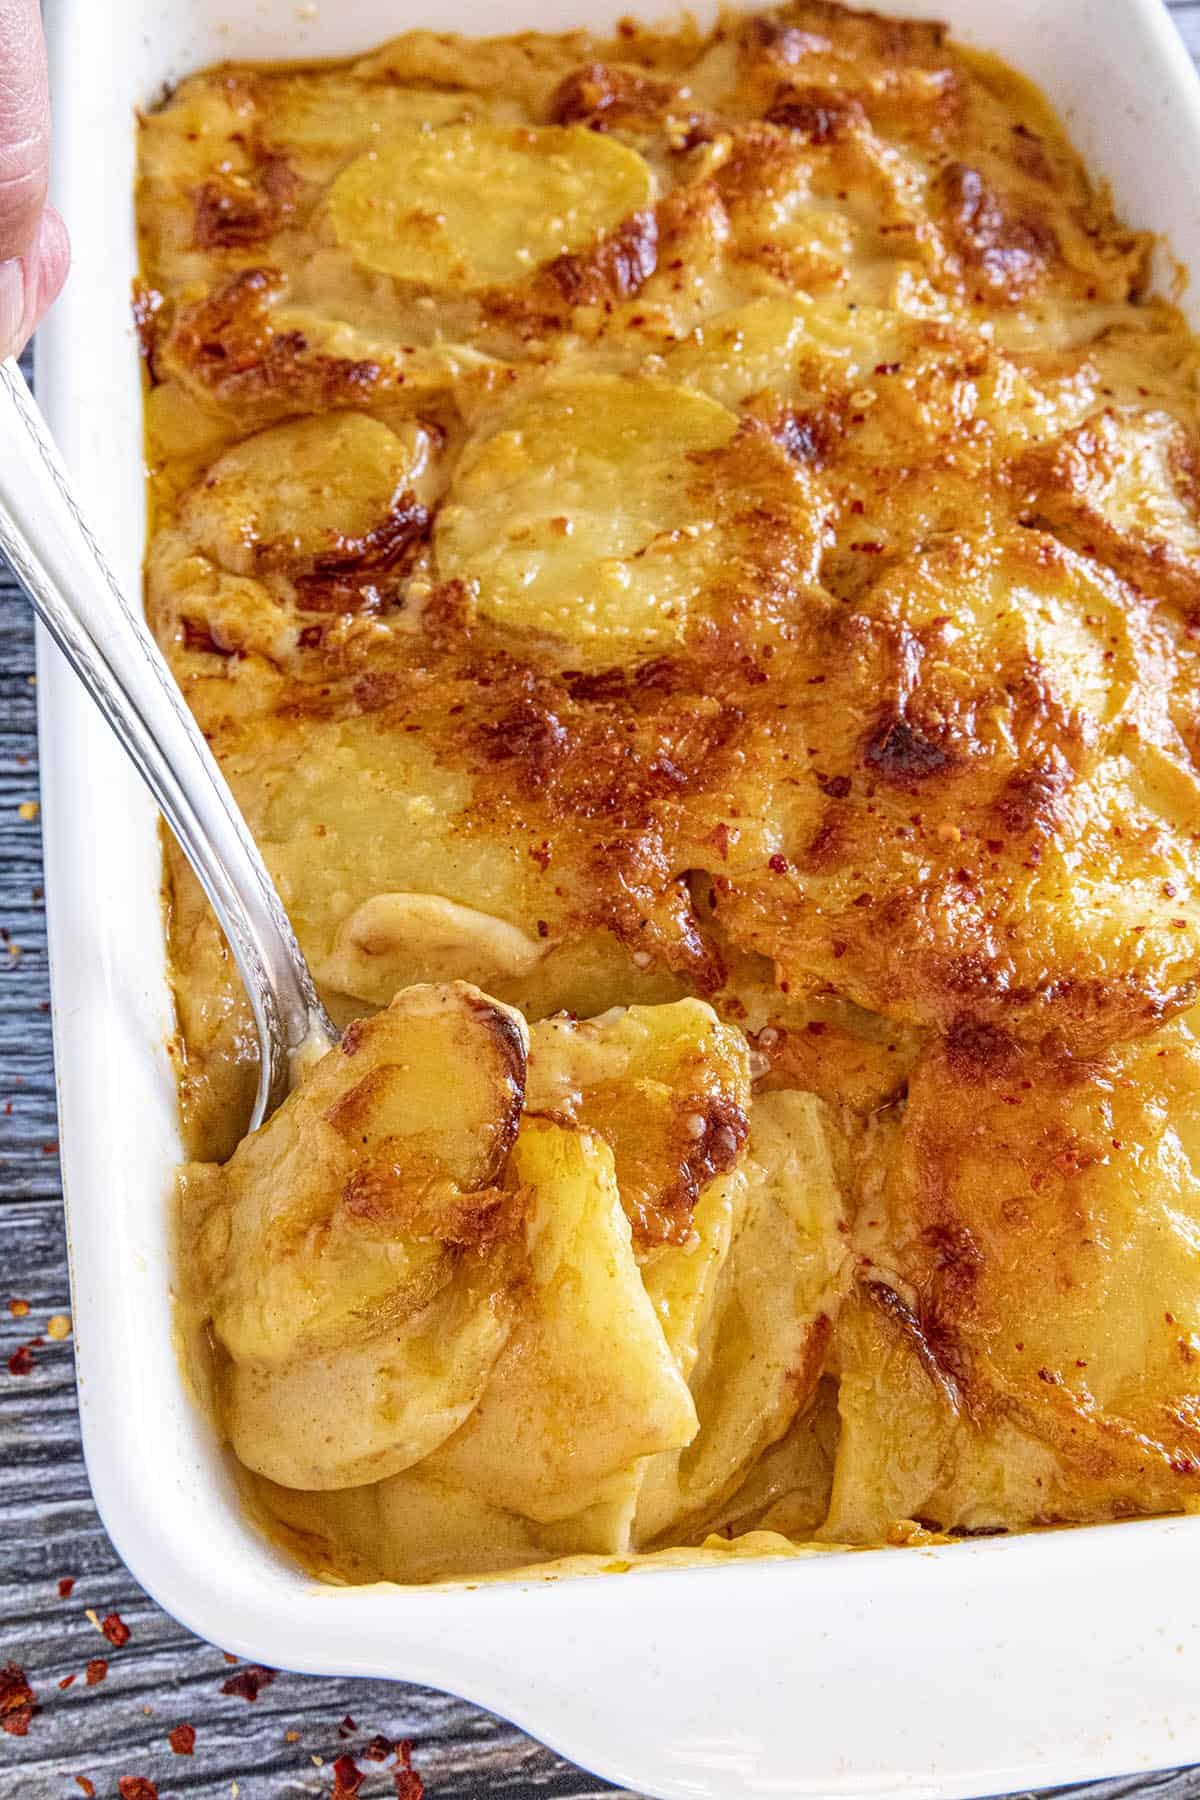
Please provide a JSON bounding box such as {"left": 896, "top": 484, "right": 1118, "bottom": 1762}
{"left": 185, "top": 987, "right": 848, "bottom": 1581}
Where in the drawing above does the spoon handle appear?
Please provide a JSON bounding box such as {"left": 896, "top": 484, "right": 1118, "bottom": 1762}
{"left": 0, "top": 356, "right": 334, "bottom": 1132}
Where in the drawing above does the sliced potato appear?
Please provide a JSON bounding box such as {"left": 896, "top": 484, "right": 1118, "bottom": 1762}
{"left": 710, "top": 1376, "right": 841, "bottom": 1540}
{"left": 660, "top": 293, "right": 914, "bottom": 409}
{"left": 427, "top": 1119, "right": 698, "bottom": 1522}
{"left": 823, "top": 1011, "right": 1200, "bottom": 1541}
{"left": 1097, "top": 413, "right": 1200, "bottom": 549}
{"left": 325, "top": 892, "right": 553, "bottom": 1003}
{"left": 189, "top": 982, "right": 529, "bottom": 1488}
{"left": 252, "top": 1464, "right": 550, "bottom": 1585}
{"left": 436, "top": 375, "right": 738, "bottom": 658}
{"left": 179, "top": 413, "right": 425, "bottom": 578}
{"left": 223, "top": 1252, "right": 518, "bottom": 1494}
{"left": 251, "top": 1455, "right": 642, "bottom": 1584}
{"left": 266, "top": 76, "right": 480, "bottom": 155}
{"left": 527, "top": 998, "right": 751, "bottom": 1245}
{"left": 642, "top": 1168, "right": 747, "bottom": 1381}
{"left": 663, "top": 296, "right": 814, "bottom": 409}
{"left": 634, "top": 1090, "right": 849, "bottom": 1545}
{"left": 328, "top": 122, "right": 653, "bottom": 288}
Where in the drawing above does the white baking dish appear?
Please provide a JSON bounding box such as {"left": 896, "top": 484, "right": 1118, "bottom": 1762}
{"left": 34, "top": 1, "right": 1200, "bottom": 1795}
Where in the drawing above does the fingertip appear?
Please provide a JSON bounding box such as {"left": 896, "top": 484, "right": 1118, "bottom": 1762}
{"left": 30, "top": 204, "right": 70, "bottom": 323}
{"left": 0, "top": 207, "right": 71, "bottom": 360}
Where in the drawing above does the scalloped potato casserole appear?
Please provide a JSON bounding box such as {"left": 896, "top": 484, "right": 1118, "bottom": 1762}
{"left": 136, "top": 1, "right": 1200, "bottom": 1583}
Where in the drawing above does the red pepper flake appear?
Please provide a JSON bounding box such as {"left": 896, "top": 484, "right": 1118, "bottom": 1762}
{"left": 42, "top": 1140, "right": 59, "bottom": 1156}
{"left": 58, "top": 1576, "right": 75, "bottom": 1599}
{"left": 8, "top": 1345, "right": 33, "bottom": 1376}
{"left": 0, "top": 1660, "right": 36, "bottom": 1736}
{"left": 58, "top": 1675, "right": 76, "bottom": 1691}
{"left": 168, "top": 1723, "right": 196, "bottom": 1755}
{"left": 101, "top": 1612, "right": 131, "bottom": 1648}
{"left": 221, "top": 1662, "right": 276, "bottom": 1702}
{"left": 768, "top": 853, "right": 789, "bottom": 874}
{"left": 394, "top": 1740, "right": 425, "bottom": 1800}
{"left": 8, "top": 1298, "right": 29, "bottom": 1317}
{"left": 333, "top": 1753, "right": 364, "bottom": 1796}
{"left": 118, "top": 1780, "right": 158, "bottom": 1800}
{"left": 338, "top": 1713, "right": 358, "bottom": 1738}
{"left": 76, "top": 1781, "right": 96, "bottom": 1798}
{"left": 86, "top": 1660, "right": 107, "bottom": 1687}
{"left": 223, "top": 1652, "right": 238, "bottom": 1664}
{"left": 365, "top": 1734, "right": 393, "bottom": 1762}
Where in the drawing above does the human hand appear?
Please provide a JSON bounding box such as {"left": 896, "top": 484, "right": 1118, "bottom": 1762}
{"left": 0, "top": 0, "right": 68, "bottom": 359}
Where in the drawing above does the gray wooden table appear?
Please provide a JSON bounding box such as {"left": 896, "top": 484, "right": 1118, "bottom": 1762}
{"left": 5, "top": 5, "right": 1200, "bottom": 1793}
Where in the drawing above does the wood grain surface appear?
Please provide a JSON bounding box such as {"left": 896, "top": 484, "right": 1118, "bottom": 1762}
{"left": 5, "top": 6, "right": 1200, "bottom": 1794}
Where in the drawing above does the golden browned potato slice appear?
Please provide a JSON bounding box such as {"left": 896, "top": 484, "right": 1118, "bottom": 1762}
{"left": 148, "top": 412, "right": 432, "bottom": 663}
{"left": 426, "top": 1119, "right": 698, "bottom": 1522}
{"left": 328, "top": 123, "right": 653, "bottom": 288}
{"left": 184, "top": 982, "right": 528, "bottom": 1489}
{"left": 822, "top": 1008, "right": 1200, "bottom": 1540}
{"left": 435, "top": 375, "right": 738, "bottom": 660}
{"left": 634, "top": 1089, "right": 849, "bottom": 1545}
{"left": 526, "top": 998, "right": 751, "bottom": 1246}
{"left": 178, "top": 413, "right": 428, "bottom": 578}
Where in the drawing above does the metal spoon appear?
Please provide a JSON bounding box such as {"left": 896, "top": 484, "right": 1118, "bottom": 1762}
{"left": 0, "top": 356, "right": 337, "bottom": 1133}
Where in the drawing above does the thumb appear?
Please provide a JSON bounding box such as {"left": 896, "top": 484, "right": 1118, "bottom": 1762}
{"left": 0, "top": 0, "right": 68, "bottom": 357}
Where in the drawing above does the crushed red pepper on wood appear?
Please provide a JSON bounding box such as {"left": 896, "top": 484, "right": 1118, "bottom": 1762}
{"left": 117, "top": 1779, "right": 158, "bottom": 1800}
{"left": 101, "top": 1612, "right": 132, "bottom": 1647}
{"left": 75, "top": 1780, "right": 95, "bottom": 1798}
{"left": 220, "top": 1662, "right": 276, "bottom": 1702}
{"left": 57, "top": 1576, "right": 75, "bottom": 1598}
{"left": 86, "top": 1660, "right": 107, "bottom": 1687}
{"left": 394, "top": 1740, "right": 425, "bottom": 1800}
{"left": 7, "top": 1345, "right": 33, "bottom": 1376}
{"left": 0, "top": 1659, "right": 35, "bottom": 1736}
{"left": 332, "top": 1753, "right": 365, "bottom": 1796}
{"left": 168, "top": 1722, "right": 197, "bottom": 1755}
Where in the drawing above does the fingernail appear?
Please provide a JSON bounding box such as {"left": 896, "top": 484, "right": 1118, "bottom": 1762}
{"left": 0, "top": 258, "right": 25, "bottom": 358}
